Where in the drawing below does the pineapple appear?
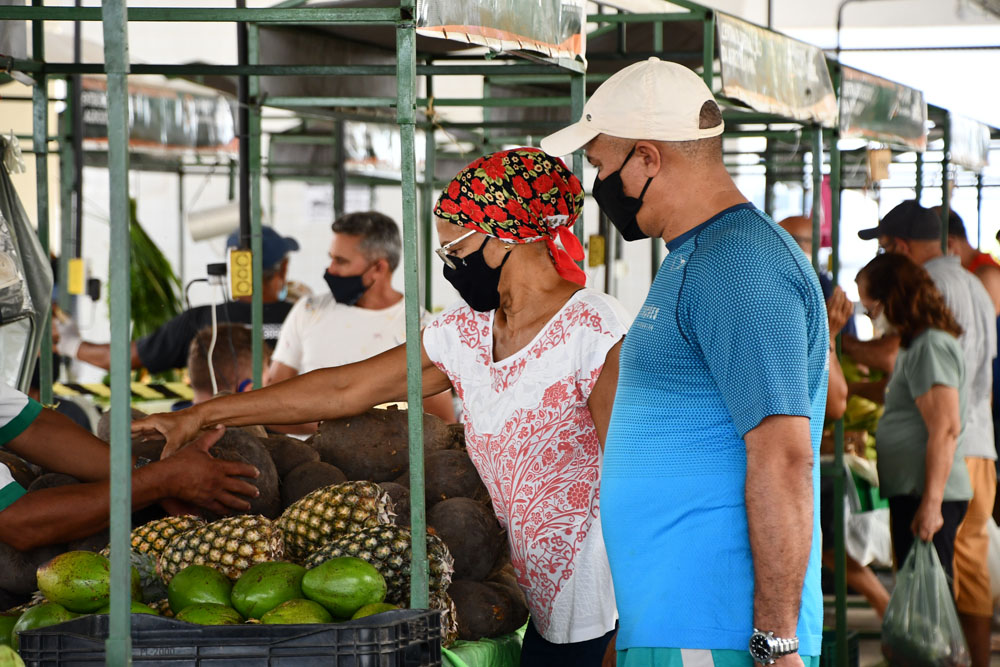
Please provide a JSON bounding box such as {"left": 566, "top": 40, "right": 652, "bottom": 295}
{"left": 276, "top": 481, "right": 394, "bottom": 562}
{"left": 302, "top": 525, "right": 454, "bottom": 606}
{"left": 98, "top": 546, "right": 167, "bottom": 602}
{"left": 131, "top": 516, "right": 204, "bottom": 559}
{"left": 430, "top": 590, "right": 459, "bottom": 647}
{"left": 156, "top": 515, "right": 284, "bottom": 582}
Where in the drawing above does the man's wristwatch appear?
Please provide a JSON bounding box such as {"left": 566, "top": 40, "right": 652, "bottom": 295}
{"left": 749, "top": 629, "right": 798, "bottom": 665}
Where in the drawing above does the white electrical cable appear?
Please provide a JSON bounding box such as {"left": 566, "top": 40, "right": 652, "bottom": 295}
{"left": 207, "top": 281, "right": 221, "bottom": 396}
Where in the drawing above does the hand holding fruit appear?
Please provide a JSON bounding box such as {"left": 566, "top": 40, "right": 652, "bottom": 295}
{"left": 132, "top": 409, "right": 205, "bottom": 459}
{"left": 149, "top": 425, "right": 260, "bottom": 516}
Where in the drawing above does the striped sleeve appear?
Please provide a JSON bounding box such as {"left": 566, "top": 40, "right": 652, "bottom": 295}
{"left": 0, "top": 382, "right": 42, "bottom": 446}
{"left": 0, "top": 464, "right": 26, "bottom": 511}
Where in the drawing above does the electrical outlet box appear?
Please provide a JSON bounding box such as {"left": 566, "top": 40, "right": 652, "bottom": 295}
{"left": 229, "top": 249, "right": 253, "bottom": 297}
{"left": 67, "top": 258, "right": 86, "bottom": 295}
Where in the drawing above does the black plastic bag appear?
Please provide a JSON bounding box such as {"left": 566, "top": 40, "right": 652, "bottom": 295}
{"left": 881, "top": 539, "right": 970, "bottom": 667}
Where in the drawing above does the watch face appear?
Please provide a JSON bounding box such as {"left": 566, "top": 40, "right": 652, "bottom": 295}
{"left": 749, "top": 633, "right": 773, "bottom": 662}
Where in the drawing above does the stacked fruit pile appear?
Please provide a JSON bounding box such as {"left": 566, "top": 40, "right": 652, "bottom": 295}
{"left": 0, "top": 407, "right": 528, "bottom": 645}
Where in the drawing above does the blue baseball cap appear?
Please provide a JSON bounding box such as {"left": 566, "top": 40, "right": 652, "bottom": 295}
{"left": 226, "top": 226, "right": 300, "bottom": 269}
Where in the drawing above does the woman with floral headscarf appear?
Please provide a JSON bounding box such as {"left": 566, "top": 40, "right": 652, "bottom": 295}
{"left": 134, "top": 148, "right": 627, "bottom": 666}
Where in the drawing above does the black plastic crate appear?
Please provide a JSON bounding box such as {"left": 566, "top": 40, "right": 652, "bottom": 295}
{"left": 820, "top": 629, "right": 860, "bottom": 667}
{"left": 18, "top": 609, "right": 441, "bottom": 666}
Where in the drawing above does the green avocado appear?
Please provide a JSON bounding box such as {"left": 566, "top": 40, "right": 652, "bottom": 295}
{"left": 0, "top": 645, "right": 24, "bottom": 667}
{"left": 0, "top": 615, "right": 19, "bottom": 648}
{"left": 93, "top": 600, "right": 159, "bottom": 616}
{"left": 231, "top": 561, "right": 306, "bottom": 620}
{"left": 350, "top": 602, "right": 398, "bottom": 620}
{"left": 36, "top": 551, "right": 141, "bottom": 614}
{"left": 301, "top": 557, "right": 386, "bottom": 619}
{"left": 11, "top": 603, "right": 78, "bottom": 651}
{"left": 167, "top": 565, "right": 233, "bottom": 615}
{"left": 260, "top": 598, "right": 333, "bottom": 625}
{"left": 175, "top": 603, "right": 243, "bottom": 626}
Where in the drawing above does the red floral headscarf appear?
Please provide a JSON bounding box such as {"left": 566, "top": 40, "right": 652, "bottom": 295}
{"left": 433, "top": 147, "right": 587, "bottom": 286}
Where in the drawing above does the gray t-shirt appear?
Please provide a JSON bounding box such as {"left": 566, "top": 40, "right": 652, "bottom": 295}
{"left": 876, "top": 328, "right": 973, "bottom": 500}
{"left": 924, "top": 255, "right": 997, "bottom": 460}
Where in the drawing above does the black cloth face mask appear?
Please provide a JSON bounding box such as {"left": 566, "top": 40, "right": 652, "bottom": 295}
{"left": 323, "top": 267, "right": 371, "bottom": 306}
{"left": 443, "top": 237, "right": 511, "bottom": 312}
{"left": 592, "top": 145, "right": 654, "bottom": 242}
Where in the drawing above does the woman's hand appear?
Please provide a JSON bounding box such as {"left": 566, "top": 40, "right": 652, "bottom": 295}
{"left": 911, "top": 496, "right": 944, "bottom": 542}
{"left": 132, "top": 409, "right": 206, "bottom": 459}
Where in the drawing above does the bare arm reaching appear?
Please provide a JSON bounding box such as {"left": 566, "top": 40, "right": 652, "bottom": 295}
{"left": 134, "top": 336, "right": 452, "bottom": 455}
{"left": 0, "top": 426, "right": 259, "bottom": 550}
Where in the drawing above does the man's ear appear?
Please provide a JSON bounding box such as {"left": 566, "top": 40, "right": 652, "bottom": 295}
{"left": 633, "top": 140, "right": 663, "bottom": 177}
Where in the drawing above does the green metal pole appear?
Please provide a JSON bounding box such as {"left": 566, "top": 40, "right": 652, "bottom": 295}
{"left": 702, "top": 11, "right": 715, "bottom": 90}
{"left": 422, "top": 70, "right": 436, "bottom": 308}
{"left": 811, "top": 127, "right": 822, "bottom": 272}
{"left": 32, "top": 2, "right": 52, "bottom": 405}
{"left": 398, "top": 5, "right": 428, "bottom": 610}
{"left": 100, "top": 1, "right": 133, "bottom": 663}
{"left": 249, "top": 23, "right": 264, "bottom": 388}
{"left": 940, "top": 115, "right": 951, "bottom": 254}
{"left": 914, "top": 152, "right": 923, "bottom": 204}
{"left": 830, "top": 130, "right": 848, "bottom": 667}
{"left": 333, "top": 120, "right": 346, "bottom": 219}
{"left": 58, "top": 97, "right": 74, "bottom": 313}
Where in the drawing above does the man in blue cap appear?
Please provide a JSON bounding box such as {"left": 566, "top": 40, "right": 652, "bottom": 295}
{"left": 55, "top": 226, "right": 298, "bottom": 374}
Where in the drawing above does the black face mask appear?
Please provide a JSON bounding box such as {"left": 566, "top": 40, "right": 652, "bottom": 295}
{"left": 443, "top": 237, "right": 511, "bottom": 312}
{"left": 323, "top": 268, "right": 371, "bottom": 306}
{"left": 592, "top": 145, "right": 654, "bottom": 242}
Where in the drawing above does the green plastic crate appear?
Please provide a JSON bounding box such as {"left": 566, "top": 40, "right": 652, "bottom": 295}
{"left": 820, "top": 629, "right": 859, "bottom": 667}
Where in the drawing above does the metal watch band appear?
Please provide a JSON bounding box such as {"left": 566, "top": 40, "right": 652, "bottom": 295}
{"left": 772, "top": 635, "right": 799, "bottom": 656}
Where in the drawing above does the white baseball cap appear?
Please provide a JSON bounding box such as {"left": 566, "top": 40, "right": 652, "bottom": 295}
{"left": 540, "top": 57, "right": 724, "bottom": 157}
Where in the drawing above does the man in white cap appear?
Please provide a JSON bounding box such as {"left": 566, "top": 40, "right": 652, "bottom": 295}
{"left": 541, "top": 58, "right": 827, "bottom": 667}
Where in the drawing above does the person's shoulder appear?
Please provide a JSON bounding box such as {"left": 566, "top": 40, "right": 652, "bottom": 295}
{"left": 690, "top": 206, "right": 790, "bottom": 264}
{"left": 914, "top": 328, "right": 963, "bottom": 357}
{"left": 572, "top": 289, "right": 631, "bottom": 332}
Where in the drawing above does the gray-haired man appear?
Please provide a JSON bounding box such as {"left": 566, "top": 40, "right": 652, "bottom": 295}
{"left": 266, "top": 211, "right": 454, "bottom": 425}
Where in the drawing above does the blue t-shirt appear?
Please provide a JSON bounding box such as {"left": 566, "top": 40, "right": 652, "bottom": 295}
{"left": 601, "top": 204, "right": 828, "bottom": 655}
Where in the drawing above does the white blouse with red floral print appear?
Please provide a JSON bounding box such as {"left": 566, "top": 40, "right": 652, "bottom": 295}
{"left": 423, "top": 288, "right": 628, "bottom": 644}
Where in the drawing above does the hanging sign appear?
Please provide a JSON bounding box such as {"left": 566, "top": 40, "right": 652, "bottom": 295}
{"left": 416, "top": 0, "right": 586, "bottom": 60}
{"left": 949, "top": 113, "right": 991, "bottom": 172}
{"left": 716, "top": 13, "right": 837, "bottom": 127}
{"left": 80, "top": 77, "right": 238, "bottom": 156}
{"left": 839, "top": 66, "right": 927, "bottom": 152}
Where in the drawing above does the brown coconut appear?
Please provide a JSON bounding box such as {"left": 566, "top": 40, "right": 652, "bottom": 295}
{"left": 448, "top": 579, "right": 528, "bottom": 641}
{"left": 280, "top": 461, "right": 347, "bottom": 508}
{"left": 0, "top": 542, "right": 64, "bottom": 596}
{"left": 428, "top": 498, "right": 503, "bottom": 582}
{"left": 27, "top": 473, "right": 79, "bottom": 491}
{"left": 261, "top": 433, "right": 320, "bottom": 477}
{"left": 424, "top": 450, "right": 489, "bottom": 506}
{"left": 207, "top": 427, "right": 281, "bottom": 519}
{"left": 311, "top": 408, "right": 453, "bottom": 482}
